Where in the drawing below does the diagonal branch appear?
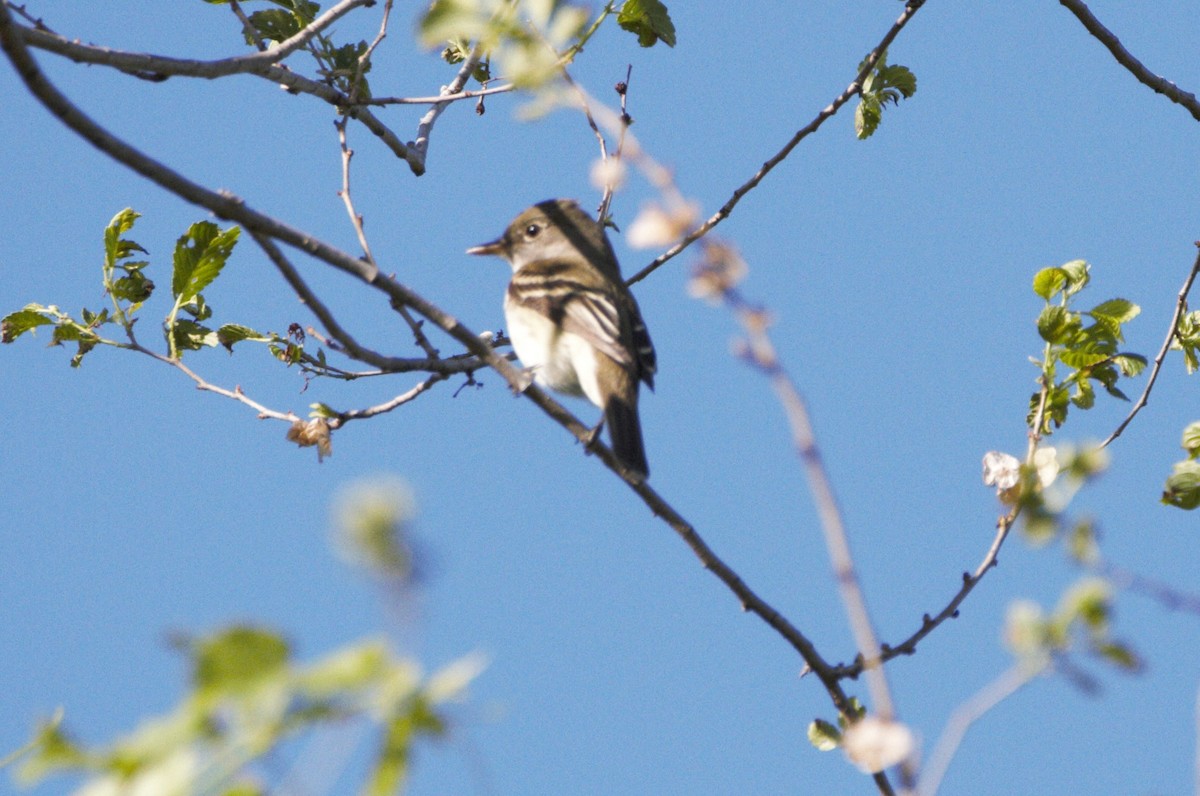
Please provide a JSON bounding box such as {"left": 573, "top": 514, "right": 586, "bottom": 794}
{"left": 11, "top": 6, "right": 416, "bottom": 167}
{"left": 0, "top": 7, "right": 884, "bottom": 747}
{"left": 1101, "top": 244, "right": 1200, "bottom": 448}
{"left": 1058, "top": 0, "right": 1200, "bottom": 122}
{"left": 10, "top": 0, "right": 373, "bottom": 78}
{"left": 627, "top": 0, "right": 927, "bottom": 286}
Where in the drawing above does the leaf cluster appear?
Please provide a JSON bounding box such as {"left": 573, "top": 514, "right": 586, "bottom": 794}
{"left": 855, "top": 50, "right": 916, "bottom": 140}
{"left": 16, "top": 626, "right": 484, "bottom": 795}
{"left": 205, "top": 0, "right": 375, "bottom": 98}
{"left": 1, "top": 209, "right": 330, "bottom": 375}
{"left": 1006, "top": 579, "right": 1142, "bottom": 688}
{"left": 1028, "top": 260, "right": 1146, "bottom": 434}
{"left": 423, "top": 0, "right": 674, "bottom": 88}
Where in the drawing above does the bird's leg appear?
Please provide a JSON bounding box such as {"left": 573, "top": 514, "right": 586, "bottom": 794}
{"left": 510, "top": 364, "right": 537, "bottom": 395}
{"left": 582, "top": 416, "right": 606, "bottom": 453}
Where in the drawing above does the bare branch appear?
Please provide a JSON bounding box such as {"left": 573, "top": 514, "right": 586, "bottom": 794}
{"left": 331, "top": 373, "right": 448, "bottom": 425}
{"left": 13, "top": 0, "right": 373, "bottom": 77}
{"left": 409, "top": 41, "right": 486, "bottom": 173}
{"left": 11, "top": 4, "right": 417, "bottom": 167}
{"left": 917, "top": 665, "right": 1037, "bottom": 796}
{"left": 627, "top": 0, "right": 927, "bottom": 285}
{"left": 1101, "top": 244, "right": 1200, "bottom": 448}
{"left": 1058, "top": 0, "right": 1200, "bottom": 122}
{"left": 248, "top": 232, "right": 465, "bottom": 374}
{"left": 835, "top": 380, "right": 1054, "bottom": 679}
{"left": 366, "top": 83, "right": 515, "bottom": 105}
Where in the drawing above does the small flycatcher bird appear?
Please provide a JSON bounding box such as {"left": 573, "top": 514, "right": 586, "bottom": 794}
{"left": 467, "top": 199, "right": 656, "bottom": 479}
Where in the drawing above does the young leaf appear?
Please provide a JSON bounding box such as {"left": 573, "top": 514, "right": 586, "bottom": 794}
{"left": 617, "top": 0, "right": 677, "bottom": 48}
{"left": 1162, "top": 460, "right": 1200, "bottom": 509}
{"left": 807, "top": 718, "right": 842, "bottom": 751}
{"left": 172, "top": 222, "right": 239, "bottom": 304}
{"left": 169, "top": 320, "right": 219, "bottom": 352}
{"left": 1059, "top": 259, "right": 1091, "bottom": 296}
{"left": 1088, "top": 298, "right": 1139, "bottom": 325}
{"left": 1033, "top": 266, "right": 1068, "bottom": 300}
{"left": 1, "top": 307, "right": 54, "bottom": 343}
{"left": 1036, "top": 305, "right": 1078, "bottom": 344}
{"left": 216, "top": 323, "right": 272, "bottom": 352}
{"left": 193, "top": 626, "right": 291, "bottom": 694}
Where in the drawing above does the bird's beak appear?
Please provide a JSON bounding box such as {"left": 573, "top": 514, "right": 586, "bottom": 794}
{"left": 466, "top": 237, "right": 506, "bottom": 256}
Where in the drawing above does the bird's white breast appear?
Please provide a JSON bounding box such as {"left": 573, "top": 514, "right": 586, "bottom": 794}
{"left": 504, "top": 300, "right": 604, "bottom": 408}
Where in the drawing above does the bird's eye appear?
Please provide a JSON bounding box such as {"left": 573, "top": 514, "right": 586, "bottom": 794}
{"left": 524, "top": 223, "right": 541, "bottom": 238}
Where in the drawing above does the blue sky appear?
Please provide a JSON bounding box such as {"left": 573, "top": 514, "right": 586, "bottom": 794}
{"left": 2, "top": 1, "right": 1199, "bottom": 793}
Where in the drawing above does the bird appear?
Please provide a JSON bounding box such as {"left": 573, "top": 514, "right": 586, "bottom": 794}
{"left": 467, "top": 198, "right": 656, "bottom": 479}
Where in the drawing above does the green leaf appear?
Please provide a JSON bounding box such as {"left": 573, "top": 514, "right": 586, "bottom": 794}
{"left": 1163, "top": 459, "right": 1200, "bottom": 509}
{"left": 878, "top": 63, "right": 916, "bottom": 99}
{"left": 1059, "top": 349, "right": 1109, "bottom": 370}
{"left": 1059, "top": 578, "right": 1110, "bottom": 634}
{"left": 617, "top": 0, "right": 676, "bottom": 47}
{"left": 169, "top": 320, "right": 219, "bottom": 352}
{"left": 112, "top": 272, "right": 156, "bottom": 303}
{"left": 1059, "top": 259, "right": 1091, "bottom": 296}
{"left": 807, "top": 718, "right": 842, "bottom": 751}
{"left": 216, "top": 323, "right": 272, "bottom": 352}
{"left": 1033, "top": 267, "right": 1068, "bottom": 300}
{"left": 1069, "top": 377, "right": 1094, "bottom": 409}
{"left": 172, "top": 222, "right": 239, "bottom": 303}
{"left": 1088, "top": 298, "right": 1140, "bottom": 325}
{"left": 1, "top": 307, "right": 53, "bottom": 343}
{"left": 1036, "top": 305, "right": 1078, "bottom": 344}
{"left": 1112, "top": 353, "right": 1147, "bottom": 377}
{"left": 103, "top": 208, "right": 145, "bottom": 268}
{"left": 855, "top": 96, "right": 881, "bottom": 140}
{"left": 193, "top": 626, "right": 290, "bottom": 694}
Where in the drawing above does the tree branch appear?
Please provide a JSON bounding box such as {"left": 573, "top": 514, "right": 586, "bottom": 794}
{"left": 1058, "top": 0, "right": 1200, "bottom": 122}
{"left": 10, "top": 0, "right": 372, "bottom": 77}
{"left": 10, "top": 4, "right": 417, "bottom": 168}
{"left": 1101, "top": 244, "right": 1200, "bottom": 448}
{"left": 916, "top": 664, "right": 1036, "bottom": 796}
{"left": 0, "top": 9, "right": 854, "bottom": 727}
{"left": 627, "top": 0, "right": 926, "bottom": 285}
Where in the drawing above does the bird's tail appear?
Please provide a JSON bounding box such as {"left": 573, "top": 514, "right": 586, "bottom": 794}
{"left": 606, "top": 396, "right": 649, "bottom": 480}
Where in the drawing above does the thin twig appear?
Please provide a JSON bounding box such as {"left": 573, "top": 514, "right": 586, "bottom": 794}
{"left": 409, "top": 40, "right": 485, "bottom": 172}
{"left": 365, "top": 83, "right": 515, "bottom": 105}
{"left": 331, "top": 373, "right": 447, "bottom": 425}
{"left": 916, "top": 664, "right": 1037, "bottom": 796}
{"left": 348, "top": 0, "right": 391, "bottom": 106}
{"left": 227, "top": 0, "right": 268, "bottom": 52}
{"left": 1101, "top": 244, "right": 1200, "bottom": 448}
{"left": 129, "top": 340, "right": 301, "bottom": 421}
{"left": 1058, "top": 0, "right": 1200, "bottom": 122}
{"left": 627, "top": 0, "right": 927, "bottom": 286}
{"left": 835, "top": 380, "right": 1052, "bottom": 679}
{"left": 334, "top": 118, "right": 440, "bottom": 358}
